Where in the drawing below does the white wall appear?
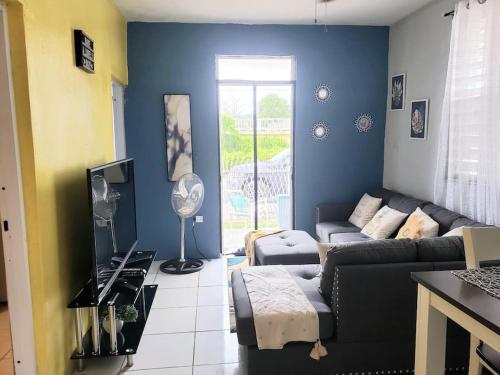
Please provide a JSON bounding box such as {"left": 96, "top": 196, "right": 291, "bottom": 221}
{"left": 383, "top": 0, "right": 456, "bottom": 201}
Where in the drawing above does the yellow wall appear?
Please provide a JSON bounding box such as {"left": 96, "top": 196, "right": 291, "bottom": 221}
{"left": 6, "top": 0, "right": 127, "bottom": 373}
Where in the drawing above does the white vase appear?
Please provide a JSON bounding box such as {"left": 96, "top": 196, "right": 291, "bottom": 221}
{"left": 102, "top": 317, "right": 124, "bottom": 334}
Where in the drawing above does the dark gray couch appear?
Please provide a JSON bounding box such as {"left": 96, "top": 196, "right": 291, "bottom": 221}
{"left": 316, "top": 188, "right": 484, "bottom": 243}
{"left": 232, "top": 188, "right": 491, "bottom": 374}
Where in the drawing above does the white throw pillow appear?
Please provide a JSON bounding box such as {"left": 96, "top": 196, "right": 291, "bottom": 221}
{"left": 361, "top": 205, "right": 408, "bottom": 240}
{"left": 443, "top": 226, "right": 464, "bottom": 237}
{"left": 396, "top": 207, "right": 439, "bottom": 240}
{"left": 348, "top": 194, "right": 383, "bottom": 228}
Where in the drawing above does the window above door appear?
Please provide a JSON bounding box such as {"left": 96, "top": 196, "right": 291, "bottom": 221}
{"left": 216, "top": 56, "right": 296, "bottom": 81}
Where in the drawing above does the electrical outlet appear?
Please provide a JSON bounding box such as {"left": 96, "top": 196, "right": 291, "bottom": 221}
{"left": 195, "top": 215, "right": 204, "bottom": 223}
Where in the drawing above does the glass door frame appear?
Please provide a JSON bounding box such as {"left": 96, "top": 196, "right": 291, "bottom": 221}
{"left": 216, "top": 80, "right": 296, "bottom": 253}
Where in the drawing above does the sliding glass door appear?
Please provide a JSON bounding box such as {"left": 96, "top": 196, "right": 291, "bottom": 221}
{"left": 255, "top": 85, "right": 293, "bottom": 231}
{"left": 219, "top": 84, "right": 256, "bottom": 254}
{"left": 217, "top": 56, "right": 295, "bottom": 254}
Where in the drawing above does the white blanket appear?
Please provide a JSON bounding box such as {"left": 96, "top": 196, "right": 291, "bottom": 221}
{"left": 241, "top": 265, "right": 323, "bottom": 352}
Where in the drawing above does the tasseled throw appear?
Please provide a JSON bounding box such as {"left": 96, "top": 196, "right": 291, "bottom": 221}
{"left": 309, "top": 340, "right": 328, "bottom": 360}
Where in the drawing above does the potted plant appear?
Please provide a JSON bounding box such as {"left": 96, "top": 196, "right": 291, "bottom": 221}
{"left": 100, "top": 304, "right": 138, "bottom": 334}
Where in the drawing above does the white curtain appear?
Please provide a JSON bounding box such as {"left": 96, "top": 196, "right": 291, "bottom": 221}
{"left": 434, "top": 0, "right": 500, "bottom": 225}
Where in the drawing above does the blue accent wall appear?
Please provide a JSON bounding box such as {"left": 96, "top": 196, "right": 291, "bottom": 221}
{"left": 125, "top": 23, "right": 389, "bottom": 260}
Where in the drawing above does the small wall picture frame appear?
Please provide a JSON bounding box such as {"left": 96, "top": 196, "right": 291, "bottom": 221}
{"left": 410, "top": 99, "right": 429, "bottom": 140}
{"left": 390, "top": 73, "right": 406, "bottom": 111}
{"left": 74, "top": 30, "right": 94, "bottom": 73}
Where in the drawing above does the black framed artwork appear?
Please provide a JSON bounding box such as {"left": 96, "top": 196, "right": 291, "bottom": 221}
{"left": 74, "top": 30, "right": 94, "bottom": 73}
{"left": 410, "top": 99, "right": 429, "bottom": 140}
{"left": 390, "top": 73, "right": 406, "bottom": 111}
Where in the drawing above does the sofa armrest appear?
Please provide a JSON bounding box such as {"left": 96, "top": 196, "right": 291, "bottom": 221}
{"left": 332, "top": 262, "right": 470, "bottom": 344}
{"left": 231, "top": 270, "right": 257, "bottom": 345}
{"left": 320, "top": 239, "right": 418, "bottom": 304}
{"left": 333, "top": 262, "right": 432, "bottom": 343}
{"left": 316, "top": 203, "right": 356, "bottom": 223}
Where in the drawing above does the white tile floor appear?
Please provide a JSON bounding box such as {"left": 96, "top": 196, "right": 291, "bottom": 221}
{"left": 76, "top": 258, "right": 246, "bottom": 375}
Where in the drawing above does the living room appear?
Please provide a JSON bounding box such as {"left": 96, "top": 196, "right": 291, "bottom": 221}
{"left": 0, "top": 0, "right": 499, "bottom": 374}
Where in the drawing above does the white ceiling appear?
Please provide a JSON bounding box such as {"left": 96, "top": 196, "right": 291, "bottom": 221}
{"left": 114, "top": 0, "right": 436, "bottom": 26}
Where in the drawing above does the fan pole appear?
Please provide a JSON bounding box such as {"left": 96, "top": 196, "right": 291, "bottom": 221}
{"left": 110, "top": 218, "right": 118, "bottom": 254}
{"left": 180, "top": 217, "right": 185, "bottom": 262}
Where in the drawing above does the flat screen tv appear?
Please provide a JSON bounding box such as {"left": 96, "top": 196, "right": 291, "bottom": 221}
{"left": 87, "top": 158, "right": 137, "bottom": 303}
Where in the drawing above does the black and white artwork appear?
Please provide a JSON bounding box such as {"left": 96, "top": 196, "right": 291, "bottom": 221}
{"left": 391, "top": 73, "right": 406, "bottom": 111}
{"left": 164, "top": 94, "right": 193, "bottom": 181}
{"left": 410, "top": 99, "right": 429, "bottom": 140}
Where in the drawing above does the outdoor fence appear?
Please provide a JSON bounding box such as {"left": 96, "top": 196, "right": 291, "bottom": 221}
{"left": 234, "top": 118, "right": 291, "bottom": 134}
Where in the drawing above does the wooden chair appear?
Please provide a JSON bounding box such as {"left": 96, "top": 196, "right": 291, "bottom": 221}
{"left": 463, "top": 227, "right": 500, "bottom": 375}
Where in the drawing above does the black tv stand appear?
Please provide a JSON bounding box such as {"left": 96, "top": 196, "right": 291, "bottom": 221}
{"left": 68, "top": 250, "right": 157, "bottom": 372}
{"left": 112, "top": 252, "right": 154, "bottom": 267}
{"left": 114, "top": 277, "right": 139, "bottom": 294}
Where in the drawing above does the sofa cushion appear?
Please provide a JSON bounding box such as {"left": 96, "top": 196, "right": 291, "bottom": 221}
{"left": 387, "top": 194, "right": 428, "bottom": 214}
{"left": 416, "top": 236, "right": 465, "bottom": 262}
{"left": 396, "top": 207, "right": 439, "bottom": 240}
{"left": 421, "top": 204, "right": 462, "bottom": 235}
{"left": 348, "top": 194, "right": 382, "bottom": 228}
{"left": 361, "top": 206, "right": 408, "bottom": 240}
{"left": 443, "top": 227, "right": 464, "bottom": 237}
{"left": 368, "top": 188, "right": 399, "bottom": 206}
{"left": 329, "top": 232, "right": 372, "bottom": 243}
{"left": 231, "top": 265, "right": 334, "bottom": 346}
{"left": 316, "top": 221, "right": 360, "bottom": 242}
{"left": 255, "top": 230, "right": 319, "bottom": 265}
{"left": 450, "top": 217, "right": 486, "bottom": 230}
{"left": 320, "top": 239, "right": 418, "bottom": 305}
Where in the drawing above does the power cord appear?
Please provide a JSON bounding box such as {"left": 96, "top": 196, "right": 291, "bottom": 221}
{"left": 191, "top": 219, "right": 208, "bottom": 261}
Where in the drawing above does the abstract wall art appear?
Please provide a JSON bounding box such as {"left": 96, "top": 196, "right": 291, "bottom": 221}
{"left": 164, "top": 94, "right": 193, "bottom": 181}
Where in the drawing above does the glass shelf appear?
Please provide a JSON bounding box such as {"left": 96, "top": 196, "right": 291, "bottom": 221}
{"left": 68, "top": 250, "right": 157, "bottom": 309}
{"left": 71, "top": 284, "right": 157, "bottom": 359}
{"left": 68, "top": 250, "right": 158, "bottom": 368}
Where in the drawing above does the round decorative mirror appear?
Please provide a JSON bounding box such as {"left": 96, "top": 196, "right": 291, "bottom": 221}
{"left": 355, "top": 114, "right": 374, "bottom": 133}
{"left": 312, "top": 122, "right": 329, "bottom": 141}
{"left": 315, "top": 84, "right": 332, "bottom": 103}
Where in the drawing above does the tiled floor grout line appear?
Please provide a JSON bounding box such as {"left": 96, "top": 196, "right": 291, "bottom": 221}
{"left": 118, "top": 260, "right": 238, "bottom": 374}
{"left": 154, "top": 266, "right": 196, "bottom": 373}
{"left": 191, "top": 266, "right": 202, "bottom": 374}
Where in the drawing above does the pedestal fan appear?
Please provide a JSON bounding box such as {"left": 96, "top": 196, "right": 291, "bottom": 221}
{"left": 160, "top": 173, "right": 205, "bottom": 274}
{"left": 91, "top": 175, "right": 120, "bottom": 255}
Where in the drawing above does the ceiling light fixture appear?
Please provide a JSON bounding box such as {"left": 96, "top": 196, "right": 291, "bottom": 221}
{"left": 315, "top": 0, "right": 336, "bottom": 32}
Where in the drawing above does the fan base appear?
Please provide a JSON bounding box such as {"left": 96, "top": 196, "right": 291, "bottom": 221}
{"left": 160, "top": 258, "right": 205, "bottom": 274}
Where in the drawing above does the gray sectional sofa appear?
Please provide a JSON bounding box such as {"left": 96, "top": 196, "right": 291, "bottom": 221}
{"left": 316, "top": 188, "right": 484, "bottom": 244}
{"left": 232, "top": 188, "right": 493, "bottom": 375}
